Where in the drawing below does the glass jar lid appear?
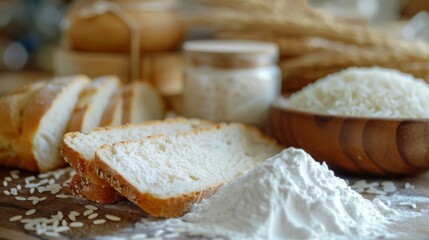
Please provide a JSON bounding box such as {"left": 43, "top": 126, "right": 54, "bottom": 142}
{"left": 183, "top": 40, "right": 279, "bottom": 69}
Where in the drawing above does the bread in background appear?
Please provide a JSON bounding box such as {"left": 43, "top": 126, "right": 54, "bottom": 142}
{"left": 100, "top": 91, "right": 124, "bottom": 127}
{"left": 122, "top": 81, "right": 165, "bottom": 124}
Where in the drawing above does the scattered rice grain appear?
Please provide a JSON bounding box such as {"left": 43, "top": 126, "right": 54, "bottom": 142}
{"left": 56, "top": 194, "right": 68, "bottom": 199}
{"left": 38, "top": 173, "right": 50, "bottom": 179}
{"left": 68, "top": 214, "right": 76, "bottom": 222}
{"left": 381, "top": 181, "right": 395, "bottom": 187}
{"left": 25, "top": 176, "right": 35, "bottom": 183}
{"left": 5, "top": 177, "right": 12, "bottom": 182}
{"left": 3, "top": 190, "right": 10, "bottom": 195}
{"left": 54, "top": 226, "right": 70, "bottom": 232}
{"left": 93, "top": 219, "right": 106, "bottom": 225}
{"left": 9, "top": 215, "right": 22, "bottom": 222}
{"left": 131, "top": 233, "right": 147, "bottom": 239}
{"left": 20, "top": 218, "right": 33, "bottom": 223}
{"left": 163, "top": 233, "right": 180, "bottom": 238}
{"left": 365, "top": 189, "right": 386, "bottom": 195}
{"left": 24, "top": 223, "right": 36, "bottom": 230}
{"left": 83, "top": 209, "right": 93, "bottom": 216}
{"left": 25, "top": 209, "right": 36, "bottom": 216}
{"left": 3, "top": 181, "right": 7, "bottom": 187}
{"left": 36, "top": 226, "right": 46, "bottom": 235}
{"left": 57, "top": 211, "right": 63, "bottom": 220}
{"left": 44, "top": 231, "right": 60, "bottom": 237}
{"left": 399, "top": 201, "right": 413, "bottom": 206}
{"left": 15, "top": 196, "right": 26, "bottom": 201}
{"left": 105, "top": 215, "right": 121, "bottom": 221}
{"left": 51, "top": 189, "right": 60, "bottom": 194}
{"left": 153, "top": 229, "right": 164, "bottom": 237}
{"left": 70, "top": 211, "right": 80, "bottom": 216}
{"left": 85, "top": 205, "right": 97, "bottom": 210}
{"left": 69, "top": 221, "right": 84, "bottom": 227}
{"left": 16, "top": 185, "right": 21, "bottom": 190}
{"left": 88, "top": 213, "right": 98, "bottom": 219}
{"left": 383, "top": 185, "right": 397, "bottom": 193}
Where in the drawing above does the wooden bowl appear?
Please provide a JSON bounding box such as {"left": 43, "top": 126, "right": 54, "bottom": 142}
{"left": 269, "top": 105, "right": 429, "bottom": 176}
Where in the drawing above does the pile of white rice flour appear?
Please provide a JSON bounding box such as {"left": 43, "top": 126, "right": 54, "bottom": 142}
{"left": 179, "top": 148, "right": 396, "bottom": 240}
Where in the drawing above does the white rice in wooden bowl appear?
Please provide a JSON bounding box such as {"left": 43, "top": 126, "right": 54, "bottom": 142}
{"left": 276, "top": 67, "right": 429, "bottom": 118}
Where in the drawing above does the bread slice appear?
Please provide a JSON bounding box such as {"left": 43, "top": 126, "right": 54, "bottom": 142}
{"left": 68, "top": 76, "right": 121, "bottom": 133}
{"left": 62, "top": 118, "right": 212, "bottom": 203}
{"left": 0, "top": 81, "right": 46, "bottom": 169}
{"left": 94, "top": 123, "right": 283, "bottom": 217}
{"left": 16, "top": 75, "right": 90, "bottom": 172}
{"left": 100, "top": 91, "right": 123, "bottom": 127}
{"left": 122, "top": 82, "right": 165, "bottom": 124}
{"left": 69, "top": 173, "right": 123, "bottom": 203}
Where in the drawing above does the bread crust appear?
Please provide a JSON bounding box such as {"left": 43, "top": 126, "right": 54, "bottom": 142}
{"left": 16, "top": 75, "right": 90, "bottom": 172}
{"left": 69, "top": 173, "right": 123, "bottom": 203}
{"left": 0, "top": 151, "right": 25, "bottom": 170}
{"left": 0, "top": 81, "right": 46, "bottom": 139}
{"left": 95, "top": 155, "right": 222, "bottom": 217}
{"left": 0, "top": 81, "right": 46, "bottom": 171}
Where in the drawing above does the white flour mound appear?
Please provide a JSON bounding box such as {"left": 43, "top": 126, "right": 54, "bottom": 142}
{"left": 182, "top": 148, "right": 395, "bottom": 239}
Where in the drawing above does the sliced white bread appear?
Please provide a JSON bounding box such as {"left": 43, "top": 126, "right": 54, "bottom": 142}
{"left": 100, "top": 91, "right": 123, "bottom": 127}
{"left": 122, "top": 81, "right": 165, "bottom": 124}
{"left": 69, "top": 173, "right": 124, "bottom": 203}
{"left": 0, "top": 81, "right": 46, "bottom": 169}
{"left": 62, "top": 118, "right": 212, "bottom": 203}
{"left": 16, "top": 75, "right": 90, "bottom": 172}
{"left": 94, "top": 123, "right": 283, "bottom": 217}
{"left": 68, "top": 76, "right": 121, "bottom": 133}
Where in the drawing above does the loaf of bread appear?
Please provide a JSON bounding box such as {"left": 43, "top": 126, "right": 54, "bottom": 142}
{"left": 68, "top": 76, "right": 121, "bottom": 133}
{"left": 94, "top": 123, "right": 283, "bottom": 217}
{"left": 0, "top": 81, "right": 46, "bottom": 169}
{"left": 62, "top": 118, "right": 213, "bottom": 203}
{"left": 16, "top": 76, "right": 90, "bottom": 172}
{"left": 0, "top": 75, "right": 169, "bottom": 174}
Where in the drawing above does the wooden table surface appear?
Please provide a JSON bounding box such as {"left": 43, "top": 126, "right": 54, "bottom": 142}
{"left": 1, "top": 166, "right": 429, "bottom": 240}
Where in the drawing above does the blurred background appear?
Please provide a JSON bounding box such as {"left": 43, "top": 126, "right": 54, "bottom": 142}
{"left": 0, "top": 0, "right": 428, "bottom": 94}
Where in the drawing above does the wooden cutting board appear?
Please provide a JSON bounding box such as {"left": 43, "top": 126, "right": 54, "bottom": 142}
{"left": 1, "top": 166, "right": 429, "bottom": 240}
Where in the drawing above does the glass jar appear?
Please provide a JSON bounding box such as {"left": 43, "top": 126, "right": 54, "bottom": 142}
{"left": 182, "top": 40, "right": 281, "bottom": 128}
